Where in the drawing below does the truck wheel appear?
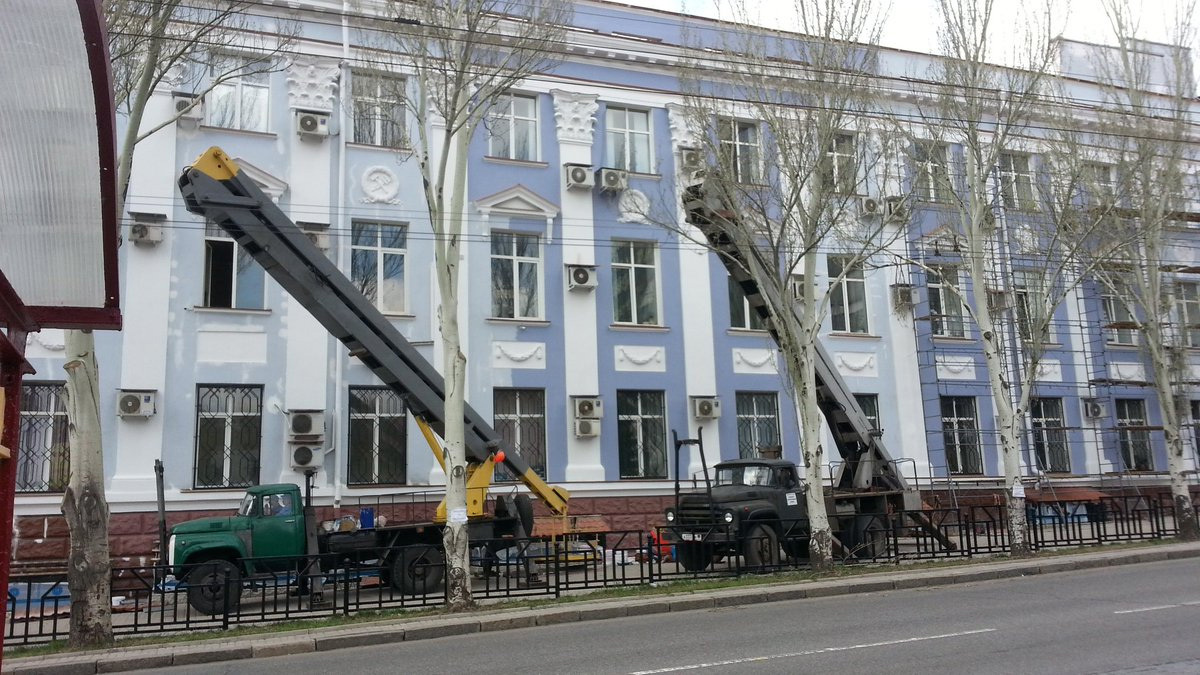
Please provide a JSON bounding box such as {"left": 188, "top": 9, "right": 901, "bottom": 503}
{"left": 850, "top": 515, "right": 890, "bottom": 560}
{"left": 185, "top": 559, "right": 241, "bottom": 615}
{"left": 676, "top": 542, "right": 712, "bottom": 572}
{"left": 390, "top": 545, "right": 445, "bottom": 595}
{"left": 743, "top": 523, "right": 780, "bottom": 567}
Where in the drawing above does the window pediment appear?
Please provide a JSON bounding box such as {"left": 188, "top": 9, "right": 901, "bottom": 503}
{"left": 474, "top": 185, "right": 559, "bottom": 241}
{"left": 231, "top": 157, "right": 288, "bottom": 202}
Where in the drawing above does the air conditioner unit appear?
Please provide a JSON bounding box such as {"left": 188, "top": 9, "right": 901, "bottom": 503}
{"left": 172, "top": 93, "right": 203, "bottom": 121}
{"left": 678, "top": 146, "right": 703, "bottom": 172}
{"left": 572, "top": 396, "right": 603, "bottom": 419}
{"left": 117, "top": 390, "right": 157, "bottom": 417}
{"left": 566, "top": 264, "right": 597, "bottom": 292}
{"left": 890, "top": 283, "right": 917, "bottom": 311}
{"left": 295, "top": 110, "right": 330, "bottom": 137}
{"left": 1082, "top": 397, "right": 1105, "bottom": 419}
{"left": 691, "top": 396, "right": 721, "bottom": 420}
{"left": 288, "top": 410, "right": 326, "bottom": 441}
{"left": 858, "top": 196, "right": 882, "bottom": 217}
{"left": 884, "top": 196, "right": 909, "bottom": 222}
{"left": 574, "top": 418, "right": 600, "bottom": 438}
{"left": 290, "top": 444, "right": 325, "bottom": 471}
{"left": 129, "top": 222, "right": 163, "bottom": 245}
{"left": 597, "top": 168, "right": 628, "bottom": 192}
{"left": 565, "top": 163, "right": 594, "bottom": 189}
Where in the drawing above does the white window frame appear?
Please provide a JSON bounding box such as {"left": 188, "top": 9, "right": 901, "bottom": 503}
{"left": 1115, "top": 398, "right": 1153, "bottom": 471}
{"left": 828, "top": 256, "right": 869, "bottom": 334}
{"left": 1030, "top": 397, "right": 1070, "bottom": 473}
{"left": 824, "top": 132, "right": 858, "bottom": 194}
{"left": 718, "top": 118, "right": 761, "bottom": 184}
{"left": 1176, "top": 281, "right": 1200, "bottom": 348}
{"left": 1102, "top": 293, "right": 1138, "bottom": 346}
{"left": 203, "top": 222, "right": 266, "bottom": 310}
{"left": 927, "top": 266, "right": 965, "bottom": 338}
{"left": 913, "top": 141, "right": 950, "bottom": 203}
{"left": 351, "top": 220, "right": 408, "bottom": 314}
{"left": 998, "top": 152, "right": 1035, "bottom": 210}
{"left": 1014, "top": 270, "right": 1049, "bottom": 343}
{"left": 488, "top": 93, "right": 539, "bottom": 161}
{"left": 612, "top": 240, "right": 661, "bottom": 326}
{"left": 617, "top": 390, "right": 668, "bottom": 479}
{"left": 728, "top": 275, "right": 766, "bottom": 330}
{"left": 205, "top": 54, "right": 270, "bottom": 133}
{"left": 490, "top": 231, "right": 543, "bottom": 319}
{"left": 1084, "top": 162, "right": 1116, "bottom": 203}
{"left": 493, "top": 389, "right": 547, "bottom": 480}
{"left": 941, "top": 396, "right": 983, "bottom": 475}
{"left": 194, "top": 385, "right": 263, "bottom": 489}
{"left": 347, "top": 387, "right": 407, "bottom": 486}
{"left": 352, "top": 71, "right": 406, "bottom": 148}
{"left": 605, "top": 106, "right": 653, "bottom": 173}
{"left": 853, "top": 393, "right": 880, "bottom": 432}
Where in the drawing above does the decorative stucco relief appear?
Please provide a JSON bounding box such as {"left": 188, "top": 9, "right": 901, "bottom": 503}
{"left": 666, "top": 103, "right": 701, "bottom": 149}
{"left": 1035, "top": 360, "right": 1063, "bottom": 382}
{"left": 361, "top": 166, "right": 401, "bottom": 205}
{"left": 732, "top": 348, "right": 777, "bottom": 375}
{"left": 286, "top": 56, "right": 340, "bottom": 113}
{"left": 492, "top": 341, "right": 545, "bottom": 369}
{"left": 551, "top": 90, "right": 599, "bottom": 144}
{"left": 614, "top": 345, "right": 666, "bottom": 372}
{"left": 617, "top": 189, "right": 650, "bottom": 224}
{"left": 834, "top": 352, "right": 877, "bottom": 377}
{"left": 1110, "top": 362, "right": 1146, "bottom": 382}
{"left": 27, "top": 329, "right": 65, "bottom": 352}
{"left": 935, "top": 354, "right": 975, "bottom": 380}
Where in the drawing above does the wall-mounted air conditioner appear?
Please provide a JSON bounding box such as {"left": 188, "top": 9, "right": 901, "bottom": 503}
{"left": 691, "top": 396, "right": 722, "bottom": 420}
{"left": 572, "top": 396, "right": 603, "bottom": 419}
{"left": 566, "top": 264, "right": 597, "bottom": 291}
{"left": 117, "top": 389, "right": 157, "bottom": 417}
{"left": 565, "top": 163, "right": 594, "bottom": 189}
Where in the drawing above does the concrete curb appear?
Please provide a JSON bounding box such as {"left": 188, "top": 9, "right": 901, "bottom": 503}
{"left": 7, "top": 542, "right": 1199, "bottom": 674}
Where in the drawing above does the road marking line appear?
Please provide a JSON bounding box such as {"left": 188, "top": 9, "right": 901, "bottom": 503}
{"left": 628, "top": 628, "right": 998, "bottom": 674}
{"left": 1113, "top": 604, "right": 1186, "bottom": 614}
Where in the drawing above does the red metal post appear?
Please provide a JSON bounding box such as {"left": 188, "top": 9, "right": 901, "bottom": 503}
{"left": 0, "top": 328, "right": 32, "bottom": 665}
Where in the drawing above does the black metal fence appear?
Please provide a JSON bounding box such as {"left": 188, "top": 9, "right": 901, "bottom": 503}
{"left": 6, "top": 495, "right": 1195, "bottom": 647}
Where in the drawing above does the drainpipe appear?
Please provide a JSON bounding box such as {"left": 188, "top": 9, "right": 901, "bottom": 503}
{"left": 331, "top": 1, "right": 351, "bottom": 510}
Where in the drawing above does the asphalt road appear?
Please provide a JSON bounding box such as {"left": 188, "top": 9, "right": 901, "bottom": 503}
{"left": 141, "top": 558, "right": 1200, "bottom": 675}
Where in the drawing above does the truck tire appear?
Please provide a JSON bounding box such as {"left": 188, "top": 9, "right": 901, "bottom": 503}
{"left": 850, "top": 515, "right": 890, "bottom": 560}
{"left": 743, "top": 523, "right": 780, "bottom": 567}
{"left": 185, "top": 559, "right": 241, "bottom": 615}
{"left": 390, "top": 545, "right": 445, "bottom": 595}
{"left": 676, "top": 542, "right": 713, "bottom": 572}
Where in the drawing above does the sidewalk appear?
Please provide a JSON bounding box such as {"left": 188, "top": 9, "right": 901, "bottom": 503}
{"left": 7, "top": 541, "right": 1200, "bottom": 675}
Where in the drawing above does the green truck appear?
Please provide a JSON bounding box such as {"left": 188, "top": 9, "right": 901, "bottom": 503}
{"left": 169, "top": 483, "right": 534, "bottom": 614}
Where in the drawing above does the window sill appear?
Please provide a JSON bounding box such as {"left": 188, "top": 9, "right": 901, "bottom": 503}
{"left": 483, "top": 156, "right": 548, "bottom": 169}
{"left": 619, "top": 476, "right": 669, "bottom": 481}
{"left": 727, "top": 327, "right": 770, "bottom": 337}
{"left": 486, "top": 317, "right": 550, "bottom": 327}
{"left": 1104, "top": 342, "right": 1141, "bottom": 349}
{"left": 190, "top": 306, "right": 271, "bottom": 316}
{"left": 624, "top": 171, "right": 661, "bottom": 180}
{"left": 180, "top": 487, "right": 257, "bottom": 494}
{"left": 198, "top": 125, "right": 276, "bottom": 139}
{"left": 609, "top": 323, "right": 669, "bottom": 333}
{"left": 382, "top": 313, "right": 416, "bottom": 320}
{"left": 345, "top": 483, "right": 411, "bottom": 490}
{"left": 346, "top": 142, "right": 412, "bottom": 154}
{"left": 826, "top": 332, "right": 881, "bottom": 340}
{"left": 932, "top": 335, "right": 973, "bottom": 343}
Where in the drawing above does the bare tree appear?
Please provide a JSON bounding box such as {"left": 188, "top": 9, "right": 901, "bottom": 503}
{"left": 362, "top": 0, "right": 571, "bottom": 609}
{"left": 674, "top": 0, "right": 903, "bottom": 568}
{"left": 54, "top": 2, "right": 297, "bottom": 646}
{"left": 1086, "top": 0, "right": 1199, "bottom": 540}
{"left": 898, "top": 0, "right": 1065, "bottom": 556}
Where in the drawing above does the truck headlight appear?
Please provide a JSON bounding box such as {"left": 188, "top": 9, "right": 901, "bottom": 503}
{"left": 167, "top": 535, "right": 177, "bottom": 568}
{"left": 722, "top": 510, "right": 735, "bottom": 524}
{"left": 665, "top": 508, "right": 676, "bottom": 523}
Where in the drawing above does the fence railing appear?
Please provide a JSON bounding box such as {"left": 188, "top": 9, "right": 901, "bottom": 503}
{"left": 6, "top": 496, "right": 1191, "bottom": 647}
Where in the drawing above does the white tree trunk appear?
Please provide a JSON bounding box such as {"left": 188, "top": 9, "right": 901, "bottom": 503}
{"left": 795, "top": 340, "right": 833, "bottom": 567}
{"left": 61, "top": 330, "right": 112, "bottom": 646}
{"left": 1147, "top": 336, "right": 1199, "bottom": 540}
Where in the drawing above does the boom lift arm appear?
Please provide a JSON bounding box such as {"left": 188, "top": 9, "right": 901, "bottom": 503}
{"left": 178, "top": 147, "right": 569, "bottom": 518}
{"left": 682, "top": 175, "right": 913, "bottom": 498}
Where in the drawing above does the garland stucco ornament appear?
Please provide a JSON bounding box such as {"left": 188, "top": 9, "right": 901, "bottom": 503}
{"left": 617, "top": 189, "right": 650, "bottom": 223}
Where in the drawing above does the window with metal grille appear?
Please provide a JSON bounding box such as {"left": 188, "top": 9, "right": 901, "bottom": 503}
{"left": 735, "top": 392, "right": 780, "bottom": 459}
{"left": 490, "top": 231, "right": 542, "bottom": 319}
{"left": 493, "top": 389, "right": 546, "bottom": 481}
{"left": 488, "top": 93, "right": 538, "bottom": 161}
{"left": 16, "top": 382, "right": 69, "bottom": 493}
{"left": 612, "top": 240, "right": 659, "bottom": 326}
{"left": 828, "top": 256, "right": 869, "bottom": 334}
{"left": 940, "top": 396, "right": 983, "bottom": 475}
{"left": 194, "top": 385, "right": 262, "bottom": 488}
{"left": 927, "top": 266, "right": 965, "bottom": 338}
{"left": 204, "top": 221, "right": 266, "bottom": 309}
{"left": 1031, "top": 397, "right": 1070, "bottom": 473}
{"left": 1115, "top": 398, "right": 1153, "bottom": 471}
{"left": 352, "top": 71, "right": 405, "bottom": 148}
{"left": 617, "top": 390, "right": 667, "bottom": 479}
{"left": 718, "top": 118, "right": 761, "bottom": 184}
{"left": 351, "top": 220, "right": 407, "bottom": 314}
{"left": 348, "top": 387, "right": 406, "bottom": 485}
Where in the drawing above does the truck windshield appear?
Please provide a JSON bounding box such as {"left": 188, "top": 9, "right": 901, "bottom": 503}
{"left": 236, "top": 494, "right": 256, "bottom": 517}
{"left": 715, "top": 465, "right": 774, "bottom": 487}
